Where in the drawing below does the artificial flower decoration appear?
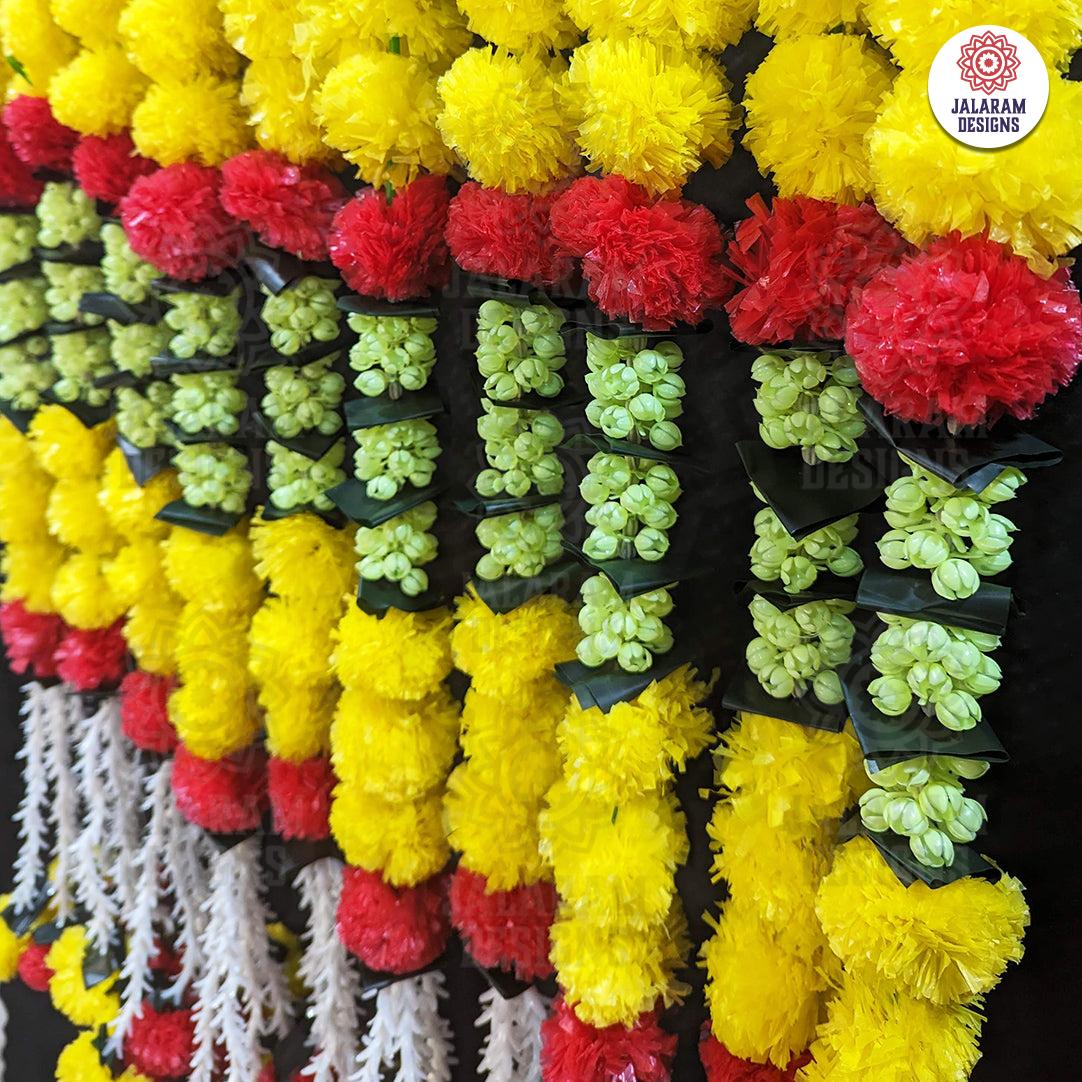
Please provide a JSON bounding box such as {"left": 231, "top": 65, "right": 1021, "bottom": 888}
{"left": 267, "top": 755, "right": 335, "bottom": 840}
{"left": 54, "top": 622, "right": 126, "bottom": 689}
{"left": 551, "top": 174, "right": 731, "bottom": 328}
{"left": 171, "top": 742, "right": 268, "bottom": 834}
{"left": 119, "top": 670, "right": 178, "bottom": 754}
{"left": 743, "top": 34, "right": 894, "bottom": 205}
{"left": 48, "top": 45, "right": 148, "bottom": 136}
{"left": 47, "top": 925, "right": 119, "bottom": 1025}
{"left": 754, "top": 0, "right": 862, "bottom": 38}
{"left": 846, "top": 234, "right": 1082, "bottom": 427}
{"left": 0, "top": 129, "right": 44, "bottom": 207}
{"left": 0, "top": 600, "right": 63, "bottom": 678}
{"left": 0, "top": 0, "right": 77, "bottom": 92}
{"left": 219, "top": 0, "right": 299, "bottom": 58}
{"left": 317, "top": 51, "right": 453, "bottom": 188}
{"left": 328, "top": 175, "right": 451, "bottom": 301}
{"left": 121, "top": 163, "right": 250, "bottom": 281}
{"left": 446, "top": 183, "right": 575, "bottom": 286}
{"left": 725, "top": 195, "right": 910, "bottom": 345}
{"left": 220, "top": 150, "right": 347, "bottom": 260}
{"left": 868, "top": 71, "right": 1082, "bottom": 272}
{"left": 564, "top": 0, "right": 755, "bottom": 51}
{"left": 49, "top": 0, "right": 127, "bottom": 46}
{"left": 863, "top": 0, "right": 1082, "bottom": 70}
{"left": 344, "top": 0, "right": 472, "bottom": 65}
{"left": 241, "top": 57, "right": 334, "bottom": 166}
{"left": 17, "top": 940, "right": 54, "bottom": 992}
{"left": 124, "top": 1004, "right": 196, "bottom": 1079}
{"left": 456, "top": 0, "right": 578, "bottom": 52}
{"left": 72, "top": 133, "right": 155, "bottom": 204}
{"left": 700, "top": 1034, "right": 809, "bottom": 1082}
{"left": 437, "top": 48, "right": 578, "bottom": 194}
{"left": 2, "top": 94, "right": 78, "bottom": 172}
{"left": 118, "top": 0, "right": 240, "bottom": 81}
{"left": 563, "top": 37, "right": 737, "bottom": 196}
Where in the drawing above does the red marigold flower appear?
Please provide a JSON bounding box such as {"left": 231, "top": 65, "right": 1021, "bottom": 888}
{"left": 550, "top": 175, "right": 729, "bottom": 330}
{"left": 171, "top": 743, "right": 267, "bottom": 834}
{"left": 267, "top": 755, "right": 334, "bottom": 841}
{"left": 119, "top": 670, "right": 178, "bottom": 754}
{"left": 0, "top": 128, "right": 43, "bottom": 208}
{"left": 446, "top": 183, "right": 573, "bottom": 286}
{"left": 0, "top": 601, "right": 64, "bottom": 678}
{"left": 121, "top": 164, "right": 249, "bottom": 281}
{"left": 336, "top": 867, "right": 448, "bottom": 975}
{"left": 72, "top": 133, "right": 155, "bottom": 206}
{"left": 541, "top": 997, "right": 676, "bottom": 1082}
{"left": 847, "top": 233, "right": 1082, "bottom": 427}
{"left": 219, "top": 150, "right": 347, "bottom": 261}
{"left": 700, "top": 1032, "right": 811, "bottom": 1082}
{"left": 54, "top": 621, "right": 127, "bottom": 691}
{"left": 125, "top": 1004, "right": 195, "bottom": 1079}
{"left": 449, "top": 867, "right": 556, "bottom": 981}
{"left": 2, "top": 95, "right": 77, "bottom": 173}
{"left": 17, "top": 941, "right": 53, "bottom": 992}
{"left": 328, "top": 174, "right": 450, "bottom": 301}
{"left": 725, "top": 194, "right": 910, "bottom": 345}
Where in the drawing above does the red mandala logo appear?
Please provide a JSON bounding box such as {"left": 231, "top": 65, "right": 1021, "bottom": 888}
{"left": 957, "top": 30, "right": 1021, "bottom": 94}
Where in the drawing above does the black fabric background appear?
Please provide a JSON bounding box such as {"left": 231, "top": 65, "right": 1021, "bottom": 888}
{"left": 1, "top": 29, "right": 1080, "bottom": 1080}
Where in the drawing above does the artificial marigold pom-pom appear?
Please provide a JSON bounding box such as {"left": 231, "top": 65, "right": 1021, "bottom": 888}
{"left": 250, "top": 512, "right": 355, "bottom": 604}
{"left": 0, "top": 600, "right": 64, "bottom": 678}
{"left": 0, "top": 131, "right": 44, "bottom": 208}
{"left": 118, "top": 0, "right": 239, "bottom": 81}
{"left": 564, "top": 0, "right": 754, "bottom": 50}
{"left": 564, "top": 37, "right": 737, "bottom": 197}
{"left": 72, "top": 134, "right": 155, "bottom": 205}
{"left": 700, "top": 1033, "right": 809, "bottom": 1082}
{"left": 0, "top": 0, "right": 77, "bottom": 92}
{"left": 328, "top": 175, "right": 451, "bottom": 301}
{"left": 220, "top": 150, "right": 346, "bottom": 261}
{"left": 48, "top": 45, "right": 148, "bottom": 137}
{"left": 540, "top": 997, "right": 676, "bottom": 1082}
{"left": 54, "top": 622, "right": 126, "bottom": 690}
{"left": 119, "top": 670, "right": 178, "bottom": 754}
{"left": 2, "top": 95, "right": 78, "bottom": 172}
{"left": 446, "top": 183, "right": 574, "bottom": 286}
{"left": 47, "top": 925, "right": 119, "bottom": 1026}
{"left": 124, "top": 1004, "right": 195, "bottom": 1079}
{"left": 457, "top": 0, "right": 577, "bottom": 53}
{"left": 846, "top": 234, "right": 1082, "bottom": 427}
{"left": 241, "top": 57, "right": 333, "bottom": 167}
{"left": 551, "top": 175, "right": 730, "bottom": 329}
{"left": 268, "top": 756, "right": 334, "bottom": 840}
{"left": 449, "top": 867, "right": 556, "bottom": 981}
{"left": 743, "top": 34, "right": 894, "bottom": 205}
{"left": 336, "top": 867, "right": 449, "bottom": 974}
{"left": 437, "top": 48, "right": 577, "bottom": 195}
{"left": 172, "top": 743, "right": 267, "bottom": 834}
{"left": 755, "top": 0, "right": 861, "bottom": 39}
{"left": 121, "top": 164, "right": 249, "bottom": 281}
{"left": 725, "top": 195, "right": 910, "bottom": 346}
{"left": 17, "top": 940, "right": 53, "bottom": 991}
{"left": 56, "top": 1031, "right": 139, "bottom": 1082}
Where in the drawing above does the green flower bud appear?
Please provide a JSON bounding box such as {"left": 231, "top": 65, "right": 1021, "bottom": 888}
{"left": 931, "top": 558, "right": 981, "bottom": 600}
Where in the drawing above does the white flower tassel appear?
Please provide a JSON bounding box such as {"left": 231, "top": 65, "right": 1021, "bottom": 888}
{"left": 102, "top": 697, "right": 147, "bottom": 921}
{"left": 296, "top": 858, "right": 360, "bottom": 1082}
{"left": 191, "top": 837, "right": 294, "bottom": 1082}
{"left": 353, "top": 972, "right": 455, "bottom": 1082}
{"left": 162, "top": 806, "right": 211, "bottom": 1003}
{"left": 477, "top": 987, "right": 549, "bottom": 1082}
{"left": 11, "top": 682, "right": 56, "bottom": 910}
{"left": 44, "top": 688, "right": 81, "bottom": 921}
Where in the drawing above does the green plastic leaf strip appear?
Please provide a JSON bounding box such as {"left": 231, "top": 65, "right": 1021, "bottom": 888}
{"left": 737, "top": 576, "right": 859, "bottom": 610}
{"left": 722, "top": 670, "right": 847, "bottom": 734}
{"left": 327, "top": 476, "right": 447, "bottom": 527}
{"left": 117, "top": 435, "right": 170, "bottom": 486}
{"left": 470, "top": 558, "right": 584, "bottom": 615}
{"left": 154, "top": 274, "right": 241, "bottom": 298}
{"left": 243, "top": 243, "right": 339, "bottom": 295}
{"left": 154, "top": 498, "right": 243, "bottom": 536}
{"left": 344, "top": 386, "right": 444, "bottom": 430}
{"left": 34, "top": 241, "right": 104, "bottom": 266}
{"left": 337, "top": 293, "right": 438, "bottom": 318}
{"left": 455, "top": 488, "right": 562, "bottom": 519}
{"left": 356, "top": 576, "right": 448, "bottom": 616}
{"left": 251, "top": 410, "right": 342, "bottom": 461}
{"left": 78, "top": 291, "right": 163, "bottom": 325}
{"left": 562, "top": 540, "right": 710, "bottom": 599}
{"left": 0, "top": 397, "right": 34, "bottom": 432}
{"left": 562, "top": 430, "right": 707, "bottom": 472}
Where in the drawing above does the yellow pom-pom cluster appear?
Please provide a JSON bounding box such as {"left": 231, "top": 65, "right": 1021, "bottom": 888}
{"left": 864, "top": 0, "right": 1082, "bottom": 71}
{"left": 564, "top": 0, "right": 755, "bottom": 51}
{"left": 47, "top": 925, "right": 119, "bottom": 1027}
{"left": 317, "top": 51, "right": 454, "bottom": 187}
{"left": 0, "top": 894, "right": 28, "bottom": 981}
{"left": 29, "top": 406, "right": 113, "bottom": 481}
{"left": 564, "top": 36, "right": 737, "bottom": 196}
{"left": 0, "top": 0, "right": 77, "bottom": 95}
{"left": 437, "top": 48, "right": 577, "bottom": 194}
{"left": 248, "top": 514, "right": 353, "bottom": 763}
{"left": 56, "top": 1031, "right": 152, "bottom": 1082}
{"left": 755, "top": 0, "right": 863, "bottom": 39}
{"left": 218, "top": 0, "right": 298, "bottom": 59}
{"left": 743, "top": 34, "right": 895, "bottom": 205}
{"left": 51, "top": 0, "right": 126, "bottom": 44}
{"left": 702, "top": 713, "right": 864, "bottom": 1067}
{"left": 868, "top": 71, "right": 1082, "bottom": 272}
{"left": 347, "top": 0, "right": 471, "bottom": 66}
{"left": 241, "top": 58, "right": 334, "bottom": 166}
{"left": 48, "top": 45, "right": 147, "bottom": 135}
{"left": 457, "top": 0, "right": 578, "bottom": 53}
{"left": 119, "top": 0, "right": 239, "bottom": 81}
{"left": 98, "top": 449, "right": 177, "bottom": 542}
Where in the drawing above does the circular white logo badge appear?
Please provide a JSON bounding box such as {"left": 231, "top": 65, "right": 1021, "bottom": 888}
{"left": 927, "top": 25, "right": 1049, "bottom": 149}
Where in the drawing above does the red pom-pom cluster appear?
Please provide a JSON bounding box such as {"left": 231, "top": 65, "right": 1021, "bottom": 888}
{"left": 172, "top": 743, "right": 267, "bottom": 833}
{"left": 120, "top": 670, "right": 178, "bottom": 754}
{"left": 541, "top": 997, "right": 676, "bottom": 1082}
{"left": 17, "top": 940, "right": 53, "bottom": 992}
{"left": 220, "top": 150, "right": 347, "bottom": 262}
{"left": 0, "top": 129, "right": 43, "bottom": 208}
{"left": 446, "top": 183, "right": 573, "bottom": 287}
{"left": 54, "top": 621, "right": 127, "bottom": 690}
{"left": 847, "top": 234, "right": 1082, "bottom": 427}
{"left": 72, "top": 133, "right": 155, "bottom": 206}
{"left": 700, "top": 1034, "right": 810, "bottom": 1082}
{"left": 0, "top": 601, "right": 64, "bottom": 678}
{"left": 2, "top": 95, "right": 77, "bottom": 173}
{"left": 449, "top": 867, "right": 556, "bottom": 981}
{"left": 329, "top": 175, "right": 450, "bottom": 301}
{"left": 337, "top": 867, "right": 448, "bottom": 974}
{"left": 725, "top": 195, "right": 909, "bottom": 346}
{"left": 124, "top": 1004, "right": 195, "bottom": 1079}
{"left": 267, "top": 755, "right": 334, "bottom": 840}
{"left": 550, "top": 175, "right": 729, "bottom": 330}
{"left": 121, "top": 164, "right": 249, "bottom": 281}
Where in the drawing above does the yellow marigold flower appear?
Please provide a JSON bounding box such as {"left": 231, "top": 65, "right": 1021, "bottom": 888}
{"left": 330, "top": 782, "right": 449, "bottom": 887}
{"left": 291, "top": 0, "right": 355, "bottom": 87}
{"left": 0, "top": 417, "right": 37, "bottom": 475}
{"left": 565, "top": 0, "right": 754, "bottom": 50}
{"left": 162, "top": 525, "right": 260, "bottom": 611}
{"left": 250, "top": 512, "right": 354, "bottom": 603}
{"left": 1, "top": 539, "right": 67, "bottom": 612}
{"left": 29, "top": 406, "right": 113, "bottom": 481}
{"left": 0, "top": 0, "right": 77, "bottom": 94}
{"left": 50, "top": 0, "right": 126, "bottom": 46}
{"left": 125, "top": 597, "right": 181, "bottom": 675}
{"left": 47, "top": 477, "right": 118, "bottom": 555}
{"left": 170, "top": 667, "right": 259, "bottom": 758}
{"left": 119, "top": 0, "right": 240, "bottom": 81}
{"left": 174, "top": 603, "right": 249, "bottom": 673}
{"left": 218, "top": 0, "right": 297, "bottom": 58}
{"left": 564, "top": 36, "right": 737, "bottom": 196}
{"left": 755, "top": 0, "right": 863, "bottom": 39}
{"left": 348, "top": 0, "right": 471, "bottom": 66}
{"left": 103, "top": 539, "right": 168, "bottom": 609}
{"left": 0, "top": 468, "right": 51, "bottom": 544}
{"left": 317, "top": 51, "right": 454, "bottom": 188}
{"left": 47, "top": 925, "right": 119, "bottom": 1027}
{"left": 743, "top": 34, "right": 894, "bottom": 204}
{"left": 333, "top": 604, "right": 452, "bottom": 700}
{"left": 249, "top": 596, "right": 335, "bottom": 687}
{"left": 241, "top": 57, "right": 337, "bottom": 166}
{"left": 437, "top": 48, "right": 577, "bottom": 194}
{"left": 52, "top": 552, "right": 125, "bottom": 629}
{"left": 456, "top": 0, "right": 578, "bottom": 53}
{"left": 56, "top": 1030, "right": 153, "bottom": 1082}
{"left": 0, "top": 893, "right": 28, "bottom": 981}
{"left": 99, "top": 449, "right": 177, "bottom": 541}
{"left": 48, "top": 46, "right": 148, "bottom": 136}
{"left": 261, "top": 681, "right": 335, "bottom": 761}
